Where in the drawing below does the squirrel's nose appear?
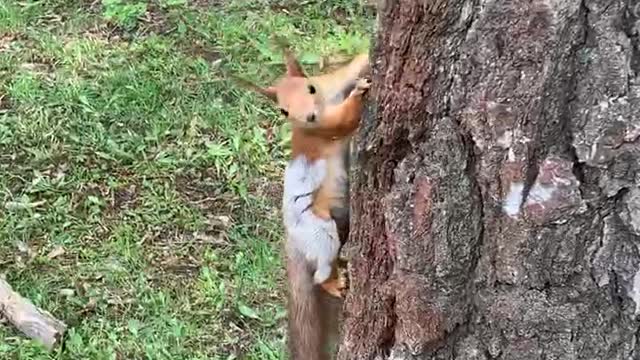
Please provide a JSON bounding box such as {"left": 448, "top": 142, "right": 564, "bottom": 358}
{"left": 307, "top": 114, "right": 316, "bottom": 123}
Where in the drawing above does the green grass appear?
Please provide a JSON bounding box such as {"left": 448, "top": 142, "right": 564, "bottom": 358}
{"left": 0, "top": 0, "right": 374, "bottom": 358}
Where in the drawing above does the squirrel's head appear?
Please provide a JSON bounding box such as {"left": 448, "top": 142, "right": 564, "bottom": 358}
{"left": 270, "top": 76, "right": 325, "bottom": 127}
{"left": 232, "top": 41, "right": 325, "bottom": 128}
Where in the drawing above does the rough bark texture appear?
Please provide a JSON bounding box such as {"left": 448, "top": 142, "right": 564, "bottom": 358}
{"left": 338, "top": 0, "right": 640, "bottom": 359}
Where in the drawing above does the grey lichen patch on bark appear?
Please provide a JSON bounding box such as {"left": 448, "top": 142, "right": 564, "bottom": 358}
{"left": 620, "top": 187, "right": 640, "bottom": 235}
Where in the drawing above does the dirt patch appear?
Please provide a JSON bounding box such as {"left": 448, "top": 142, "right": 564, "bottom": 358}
{"left": 333, "top": 7, "right": 350, "bottom": 26}
{"left": 83, "top": 23, "right": 127, "bottom": 41}
{"left": 186, "top": 42, "right": 223, "bottom": 63}
{"left": 19, "top": 60, "right": 55, "bottom": 76}
{"left": 148, "top": 218, "right": 230, "bottom": 249}
{"left": 81, "top": 0, "right": 102, "bottom": 14}
{"left": 0, "top": 33, "right": 20, "bottom": 52}
{"left": 144, "top": 212, "right": 232, "bottom": 280}
{"left": 0, "top": 94, "right": 12, "bottom": 113}
{"left": 191, "top": 0, "right": 223, "bottom": 9}
{"left": 222, "top": 1, "right": 319, "bottom": 13}
{"left": 175, "top": 170, "right": 240, "bottom": 214}
{"left": 249, "top": 178, "right": 282, "bottom": 205}
{"left": 82, "top": 0, "right": 175, "bottom": 38}
{"left": 138, "top": 2, "right": 174, "bottom": 35}
{"left": 110, "top": 183, "right": 140, "bottom": 212}
{"left": 148, "top": 250, "right": 203, "bottom": 279}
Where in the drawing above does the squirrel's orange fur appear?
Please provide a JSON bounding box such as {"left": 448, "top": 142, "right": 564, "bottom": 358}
{"left": 234, "top": 40, "right": 370, "bottom": 360}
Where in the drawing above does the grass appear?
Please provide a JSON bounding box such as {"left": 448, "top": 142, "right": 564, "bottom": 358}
{"left": 0, "top": 0, "right": 374, "bottom": 358}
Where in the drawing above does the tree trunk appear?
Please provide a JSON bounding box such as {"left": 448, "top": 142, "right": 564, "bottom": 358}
{"left": 338, "top": 0, "right": 640, "bottom": 358}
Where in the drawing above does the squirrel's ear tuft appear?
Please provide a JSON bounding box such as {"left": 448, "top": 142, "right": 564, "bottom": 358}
{"left": 261, "top": 86, "right": 278, "bottom": 102}
{"left": 284, "top": 51, "right": 306, "bottom": 78}
{"left": 273, "top": 36, "right": 306, "bottom": 78}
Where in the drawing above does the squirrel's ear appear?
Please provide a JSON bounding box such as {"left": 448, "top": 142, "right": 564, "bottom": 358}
{"left": 283, "top": 50, "right": 306, "bottom": 78}
{"left": 250, "top": 85, "right": 278, "bottom": 102}
{"left": 273, "top": 36, "right": 306, "bottom": 78}
{"left": 261, "top": 86, "right": 278, "bottom": 102}
{"left": 230, "top": 75, "right": 278, "bottom": 102}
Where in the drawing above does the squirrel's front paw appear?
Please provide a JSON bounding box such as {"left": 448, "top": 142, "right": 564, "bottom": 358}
{"left": 349, "top": 78, "right": 372, "bottom": 97}
{"left": 336, "top": 262, "right": 349, "bottom": 296}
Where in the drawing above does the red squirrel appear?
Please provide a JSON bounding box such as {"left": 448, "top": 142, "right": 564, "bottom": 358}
{"left": 234, "top": 41, "right": 370, "bottom": 359}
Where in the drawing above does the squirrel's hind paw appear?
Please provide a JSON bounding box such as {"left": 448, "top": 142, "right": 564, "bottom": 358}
{"left": 319, "top": 262, "right": 349, "bottom": 298}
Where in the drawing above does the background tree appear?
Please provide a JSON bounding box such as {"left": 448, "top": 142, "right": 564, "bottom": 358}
{"left": 337, "top": 0, "right": 640, "bottom": 358}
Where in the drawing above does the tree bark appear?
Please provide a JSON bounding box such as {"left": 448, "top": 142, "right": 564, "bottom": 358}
{"left": 338, "top": 0, "right": 640, "bottom": 358}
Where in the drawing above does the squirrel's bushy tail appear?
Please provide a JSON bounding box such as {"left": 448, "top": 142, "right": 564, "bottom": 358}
{"left": 286, "top": 250, "right": 338, "bottom": 360}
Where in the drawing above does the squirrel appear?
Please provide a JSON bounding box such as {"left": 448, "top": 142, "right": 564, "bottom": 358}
{"left": 233, "top": 40, "right": 370, "bottom": 359}
{"left": 232, "top": 42, "right": 369, "bottom": 247}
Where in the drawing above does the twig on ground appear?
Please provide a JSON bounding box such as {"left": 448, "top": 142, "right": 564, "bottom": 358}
{"left": 0, "top": 277, "right": 67, "bottom": 350}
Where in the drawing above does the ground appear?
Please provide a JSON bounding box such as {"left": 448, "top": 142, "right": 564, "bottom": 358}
{"left": 0, "top": 0, "right": 373, "bottom": 358}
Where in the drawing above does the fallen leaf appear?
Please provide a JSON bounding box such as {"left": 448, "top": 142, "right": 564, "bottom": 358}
{"left": 15, "top": 241, "right": 36, "bottom": 261}
{"left": 15, "top": 241, "right": 30, "bottom": 254}
{"left": 207, "top": 215, "right": 232, "bottom": 229}
{"left": 59, "top": 289, "right": 74, "bottom": 297}
{"left": 5, "top": 199, "right": 46, "bottom": 210}
{"left": 77, "top": 282, "right": 91, "bottom": 297}
{"left": 238, "top": 303, "right": 260, "bottom": 320}
{"left": 78, "top": 297, "right": 97, "bottom": 316}
{"left": 106, "top": 296, "right": 135, "bottom": 306}
{"left": 192, "top": 230, "right": 228, "bottom": 245}
{"left": 47, "top": 246, "right": 65, "bottom": 260}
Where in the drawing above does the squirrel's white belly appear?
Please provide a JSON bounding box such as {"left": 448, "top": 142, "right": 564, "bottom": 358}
{"left": 282, "top": 155, "right": 340, "bottom": 284}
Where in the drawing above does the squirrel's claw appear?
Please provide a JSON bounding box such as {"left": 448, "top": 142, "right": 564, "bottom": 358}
{"left": 320, "top": 261, "right": 349, "bottom": 298}
{"left": 349, "top": 78, "right": 372, "bottom": 97}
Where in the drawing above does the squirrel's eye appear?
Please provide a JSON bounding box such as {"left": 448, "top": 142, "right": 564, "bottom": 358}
{"left": 308, "top": 85, "right": 316, "bottom": 94}
{"left": 280, "top": 109, "right": 289, "bottom": 117}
